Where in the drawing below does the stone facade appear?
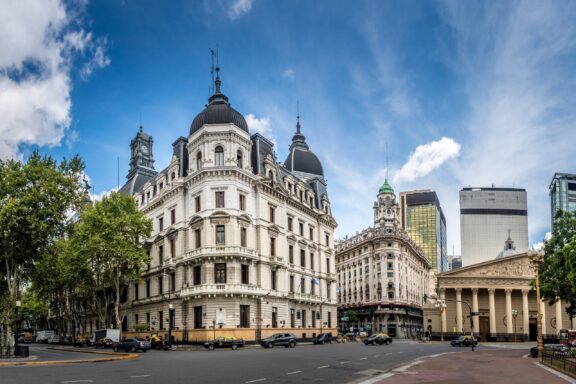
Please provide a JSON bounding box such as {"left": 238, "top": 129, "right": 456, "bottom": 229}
{"left": 335, "top": 180, "right": 430, "bottom": 338}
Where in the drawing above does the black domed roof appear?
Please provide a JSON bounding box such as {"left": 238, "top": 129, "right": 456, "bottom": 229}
{"left": 190, "top": 70, "right": 249, "bottom": 135}
{"left": 283, "top": 117, "right": 324, "bottom": 177}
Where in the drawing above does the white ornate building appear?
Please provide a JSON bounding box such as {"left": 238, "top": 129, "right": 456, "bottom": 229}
{"left": 335, "top": 180, "right": 430, "bottom": 338}
{"left": 119, "top": 68, "right": 337, "bottom": 341}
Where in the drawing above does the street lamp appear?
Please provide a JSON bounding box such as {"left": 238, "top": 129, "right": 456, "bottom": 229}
{"left": 435, "top": 299, "right": 446, "bottom": 342}
{"left": 528, "top": 248, "right": 545, "bottom": 358}
{"left": 435, "top": 297, "right": 474, "bottom": 340}
{"left": 512, "top": 309, "right": 518, "bottom": 343}
{"left": 14, "top": 299, "right": 21, "bottom": 356}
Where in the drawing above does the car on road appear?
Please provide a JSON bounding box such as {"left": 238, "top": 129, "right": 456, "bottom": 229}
{"left": 113, "top": 338, "right": 151, "bottom": 352}
{"left": 313, "top": 333, "right": 334, "bottom": 345}
{"left": 450, "top": 335, "right": 478, "bottom": 347}
{"left": 204, "top": 336, "right": 245, "bottom": 350}
{"left": 363, "top": 333, "right": 392, "bottom": 345}
{"left": 260, "top": 333, "right": 297, "bottom": 349}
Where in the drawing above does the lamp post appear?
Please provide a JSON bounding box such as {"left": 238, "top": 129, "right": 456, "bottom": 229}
{"left": 435, "top": 298, "right": 474, "bottom": 340}
{"left": 435, "top": 300, "right": 446, "bottom": 342}
{"left": 14, "top": 299, "right": 21, "bottom": 356}
{"left": 528, "top": 248, "right": 545, "bottom": 358}
{"left": 512, "top": 309, "right": 518, "bottom": 343}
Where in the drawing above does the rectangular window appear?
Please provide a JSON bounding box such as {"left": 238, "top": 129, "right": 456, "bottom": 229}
{"left": 287, "top": 217, "right": 293, "bottom": 231}
{"left": 299, "top": 222, "right": 304, "bottom": 236}
{"left": 310, "top": 253, "right": 314, "bottom": 271}
{"left": 301, "top": 309, "right": 307, "bottom": 328}
{"left": 240, "top": 305, "right": 250, "bottom": 328}
{"left": 312, "top": 310, "right": 316, "bottom": 328}
{"left": 215, "top": 263, "right": 227, "bottom": 284}
{"left": 289, "top": 275, "right": 294, "bottom": 292}
{"left": 195, "top": 229, "right": 201, "bottom": 248}
{"left": 239, "top": 194, "right": 246, "bottom": 211}
{"left": 311, "top": 279, "right": 315, "bottom": 295}
{"left": 309, "top": 227, "right": 314, "bottom": 241}
{"left": 327, "top": 282, "right": 331, "bottom": 300}
{"left": 301, "top": 277, "right": 305, "bottom": 294}
{"left": 241, "top": 264, "right": 249, "bottom": 284}
{"left": 300, "top": 250, "right": 305, "bottom": 268}
{"left": 271, "top": 270, "right": 277, "bottom": 290}
{"left": 269, "top": 206, "right": 275, "bottom": 223}
{"left": 325, "top": 233, "right": 330, "bottom": 246}
{"left": 158, "top": 275, "right": 163, "bottom": 295}
{"left": 193, "top": 306, "right": 203, "bottom": 329}
{"left": 193, "top": 265, "right": 201, "bottom": 286}
{"left": 240, "top": 227, "right": 247, "bottom": 247}
{"left": 272, "top": 307, "right": 278, "bottom": 328}
{"left": 146, "top": 279, "right": 150, "bottom": 297}
{"left": 146, "top": 313, "right": 150, "bottom": 327}
{"left": 326, "top": 258, "right": 330, "bottom": 273}
{"left": 290, "top": 309, "right": 295, "bottom": 328}
{"left": 216, "top": 225, "right": 225, "bottom": 245}
{"left": 158, "top": 245, "right": 164, "bottom": 265}
{"left": 170, "top": 272, "right": 176, "bottom": 292}
{"left": 171, "top": 209, "right": 176, "bottom": 225}
{"left": 170, "top": 238, "right": 176, "bottom": 258}
{"left": 328, "top": 311, "right": 332, "bottom": 328}
{"left": 134, "top": 283, "right": 139, "bottom": 300}
{"left": 195, "top": 196, "right": 201, "bottom": 212}
{"left": 215, "top": 191, "right": 225, "bottom": 208}
{"left": 289, "top": 245, "right": 294, "bottom": 264}
{"left": 270, "top": 237, "right": 276, "bottom": 257}
{"left": 158, "top": 217, "right": 164, "bottom": 231}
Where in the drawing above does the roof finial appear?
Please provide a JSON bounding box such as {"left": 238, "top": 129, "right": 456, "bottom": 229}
{"left": 296, "top": 100, "right": 301, "bottom": 134}
{"left": 139, "top": 112, "right": 143, "bottom": 132}
{"left": 209, "top": 47, "right": 222, "bottom": 95}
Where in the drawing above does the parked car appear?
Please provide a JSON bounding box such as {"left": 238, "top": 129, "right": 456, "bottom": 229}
{"left": 113, "top": 338, "right": 151, "bottom": 353}
{"left": 260, "top": 333, "right": 297, "bottom": 349}
{"left": 313, "top": 333, "right": 334, "bottom": 345}
{"left": 47, "top": 335, "right": 61, "bottom": 344}
{"left": 35, "top": 330, "right": 55, "bottom": 344}
{"left": 94, "top": 337, "right": 115, "bottom": 349}
{"left": 363, "top": 333, "right": 392, "bottom": 345}
{"left": 204, "top": 336, "right": 245, "bottom": 350}
{"left": 450, "top": 335, "right": 478, "bottom": 347}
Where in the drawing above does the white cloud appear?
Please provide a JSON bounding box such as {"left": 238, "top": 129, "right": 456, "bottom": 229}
{"left": 90, "top": 187, "right": 118, "bottom": 202}
{"left": 282, "top": 68, "right": 295, "bottom": 80}
{"left": 0, "top": 0, "right": 109, "bottom": 159}
{"left": 245, "top": 113, "right": 276, "bottom": 147}
{"left": 393, "top": 137, "right": 461, "bottom": 183}
{"left": 227, "top": 0, "right": 253, "bottom": 20}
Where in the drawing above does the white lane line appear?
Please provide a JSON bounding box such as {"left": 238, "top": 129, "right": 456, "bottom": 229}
{"left": 245, "top": 379, "right": 266, "bottom": 383}
{"left": 340, "top": 361, "right": 350, "bottom": 364}
{"left": 317, "top": 365, "right": 330, "bottom": 369}
{"left": 286, "top": 371, "right": 302, "bottom": 375}
{"left": 385, "top": 353, "right": 392, "bottom": 356}
{"left": 130, "top": 375, "right": 151, "bottom": 378}
{"left": 61, "top": 381, "right": 93, "bottom": 384}
{"left": 398, "top": 351, "right": 404, "bottom": 354}
{"left": 374, "top": 354, "right": 381, "bottom": 357}
{"left": 360, "top": 357, "right": 368, "bottom": 360}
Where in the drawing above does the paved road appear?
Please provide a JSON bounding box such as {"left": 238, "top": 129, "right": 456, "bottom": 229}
{"left": 0, "top": 340, "right": 471, "bottom": 384}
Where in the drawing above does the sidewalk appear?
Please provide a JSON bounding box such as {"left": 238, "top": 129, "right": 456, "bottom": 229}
{"left": 0, "top": 346, "right": 138, "bottom": 367}
{"left": 365, "top": 349, "right": 575, "bottom": 384}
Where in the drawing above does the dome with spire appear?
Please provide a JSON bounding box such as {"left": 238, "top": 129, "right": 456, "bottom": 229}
{"left": 496, "top": 231, "right": 518, "bottom": 259}
{"left": 379, "top": 179, "right": 394, "bottom": 194}
{"left": 283, "top": 116, "right": 324, "bottom": 177}
{"left": 190, "top": 67, "right": 249, "bottom": 135}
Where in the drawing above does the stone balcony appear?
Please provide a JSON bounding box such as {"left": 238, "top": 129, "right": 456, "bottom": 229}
{"left": 183, "top": 246, "right": 259, "bottom": 262}
{"left": 180, "top": 283, "right": 284, "bottom": 299}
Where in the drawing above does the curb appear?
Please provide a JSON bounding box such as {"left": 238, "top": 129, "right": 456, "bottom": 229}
{"left": 0, "top": 348, "right": 139, "bottom": 367}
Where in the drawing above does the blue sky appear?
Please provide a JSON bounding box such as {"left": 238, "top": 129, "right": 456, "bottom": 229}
{"left": 2, "top": 0, "right": 575, "bottom": 255}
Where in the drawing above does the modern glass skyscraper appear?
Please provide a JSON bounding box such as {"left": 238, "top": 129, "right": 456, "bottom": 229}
{"left": 549, "top": 173, "right": 576, "bottom": 228}
{"left": 399, "top": 190, "right": 448, "bottom": 272}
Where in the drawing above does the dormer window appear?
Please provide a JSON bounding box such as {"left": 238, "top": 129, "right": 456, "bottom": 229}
{"left": 215, "top": 146, "right": 224, "bottom": 166}
{"left": 171, "top": 172, "right": 176, "bottom": 181}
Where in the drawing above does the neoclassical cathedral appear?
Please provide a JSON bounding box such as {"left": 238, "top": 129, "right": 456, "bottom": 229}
{"left": 335, "top": 180, "right": 430, "bottom": 338}
{"left": 119, "top": 68, "right": 337, "bottom": 341}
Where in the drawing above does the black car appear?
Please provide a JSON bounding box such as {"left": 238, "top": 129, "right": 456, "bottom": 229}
{"left": 450, "top": 336, "right": 478, "bottom": 347}
{"left": 204, "top": 336, "right": 245, "bottom": 350}
{"left": 313, "top": 333, "right": 333, "bottom": 345}
{"left": 260, "top": 333, "right": 297, "bottom": 348}
{"left": 113, "top": 338, "right": 151, "bottom": 352}
{"left": 363, "top": 333, "right": 392, "bottom": 345}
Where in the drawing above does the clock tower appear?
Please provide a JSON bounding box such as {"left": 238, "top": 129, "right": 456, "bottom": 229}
{"left": 127, "top": 126, "right": 156, "bottom": 179}
{"left": 374, "top": 179, "right": 400, "bottom": 229}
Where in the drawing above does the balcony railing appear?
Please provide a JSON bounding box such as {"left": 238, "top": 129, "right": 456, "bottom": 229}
{"left": 180, "top": 283, "right": 282, "bottom": 298}
{"left": 184, "top": 246, "right": 258, "bottom": 261}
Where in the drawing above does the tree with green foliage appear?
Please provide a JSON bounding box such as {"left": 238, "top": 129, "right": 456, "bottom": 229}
{"left": 0, "top": 152, "right": 88, "bottom": 355}
{"left": 539, "top": 210, "right": 576, "bottom": 319}
{"left": 343, "top": 310, "right": 360, "bottom": 324}
{"left": 71, "top": 192, "right": 152, "bottom": 332}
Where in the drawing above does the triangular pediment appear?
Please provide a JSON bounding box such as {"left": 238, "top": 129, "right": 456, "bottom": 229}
{"left": 442, "top": 253, "right": 533, "bottom": 279}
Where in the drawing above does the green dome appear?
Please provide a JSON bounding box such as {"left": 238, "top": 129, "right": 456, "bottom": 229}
{"left": 379, "top": 179, "right": 394, "bottom": 194}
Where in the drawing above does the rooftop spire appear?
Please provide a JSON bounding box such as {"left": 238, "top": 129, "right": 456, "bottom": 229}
{"left": 207, "top": 47, "right": 229, "bottom": 104}
{"left": 289, "top": 104, "right": 308, "bottom": 150}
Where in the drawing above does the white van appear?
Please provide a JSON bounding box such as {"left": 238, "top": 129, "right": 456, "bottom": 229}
{"left": 35, "top": 330, "right": 55, "bottom": 343}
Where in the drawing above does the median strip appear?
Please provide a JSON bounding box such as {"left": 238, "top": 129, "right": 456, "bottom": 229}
{"left": 0, "top": 349, "right": 139, "bottom": 367}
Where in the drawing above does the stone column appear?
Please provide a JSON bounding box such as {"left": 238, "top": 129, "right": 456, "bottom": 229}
{"left": 505, "top": 289, "right": 513, "bottom": 334}
{"left": 472, "top": 288, "right": 480, "bottom": 334}
{"left": 541, "top": 300, "right": 547, "bottom": 335}
{"left": 455, "top": 288, "right": 463, "bottom": 333}
{"left": 440, "top": 288, "right": 447, "bottom": 333}
{"left": 489, "top": 288, "right": 496, "bottom": 335}
{"left": 556, "top": 299, "right": 563, "bottom": 335}
{"left": 522, "top": 289, "right": 530, "bottom": 335}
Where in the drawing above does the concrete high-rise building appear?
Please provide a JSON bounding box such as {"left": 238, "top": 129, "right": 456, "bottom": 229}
{"left": 399, "top": 190, "right": 447, "bottom": 273}
{"left": 460, "top": 187, "right": 528, "bottom": 266}
{"left": 549, "top": 173, "right": 576, "bottom": 228}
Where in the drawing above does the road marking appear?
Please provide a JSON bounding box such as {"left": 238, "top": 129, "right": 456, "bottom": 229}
{"left": 340, "top": 361, "right": 350, "bottom": 364}
{"left": 61, "top": 381, "right": 93, "bottom": 384}
{"left": 374, "top": 354, "right": 380, "bottom": 357}
{"left": 286, "top": 371, "right": 302, "bottom": 375}
{"left": 130, "top": 375, "right": 151, "bottom": 378}
{"left": 385, "top": 353, "right": 392, "bottom": 356}
{"left": 360, "top": 357, "right": 368, "bottom": 360}
{"left": 398, "top": 351, "right": 404, "bottom": 354}
{"left": 317, "top": 365, "right": 329, "bottom": 369}
{"left": 245, "top": 379, "right": 266, "bottom": 383}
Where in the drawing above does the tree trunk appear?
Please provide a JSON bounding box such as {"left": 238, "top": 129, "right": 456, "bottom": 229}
{"left": 114, "top": 272, "right": 121, "bottom": 335}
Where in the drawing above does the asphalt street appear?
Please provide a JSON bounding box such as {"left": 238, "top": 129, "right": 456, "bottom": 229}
{"left": 0, "top": 341, "right": 484, "bottom": 384}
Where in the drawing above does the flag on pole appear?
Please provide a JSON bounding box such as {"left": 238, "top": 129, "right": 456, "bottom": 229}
{"left": 311, "top": 276, "right": 319, "bottom": 285}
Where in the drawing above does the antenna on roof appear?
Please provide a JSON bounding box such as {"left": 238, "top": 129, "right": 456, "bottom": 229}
{"left": 385, "top": 142, "right": 389, "bottom": 180}
{"left": 296, "top": 100, "right": 301, "bottom": 133}
{"left": 139, "top": 112, "right": 143, "bottom": 132}
{"left": 210, "top": 48, "right": 216, "bottom": 94}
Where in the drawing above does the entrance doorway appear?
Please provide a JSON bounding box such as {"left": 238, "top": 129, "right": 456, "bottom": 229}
{"left": 388, "top": 324, "right": 396, "bottom": 337}
{"left": 529, "top": 319, "right": 537, "bottom": 341}
{"left": 479, "top": 316, "right": 490, "bottom": 342}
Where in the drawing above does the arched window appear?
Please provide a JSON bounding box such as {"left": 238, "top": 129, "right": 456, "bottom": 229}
{"left": 171, "top": 172, "right": 176, "bottom": 181}
{"left": 196, "top": 151, "right": 202, "bottom": 171}
{"left": 236, "top": 150, "right": 243, "bottom": 168}
{"left": 215, "top": 146, "right": 224, "bottom": 166}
